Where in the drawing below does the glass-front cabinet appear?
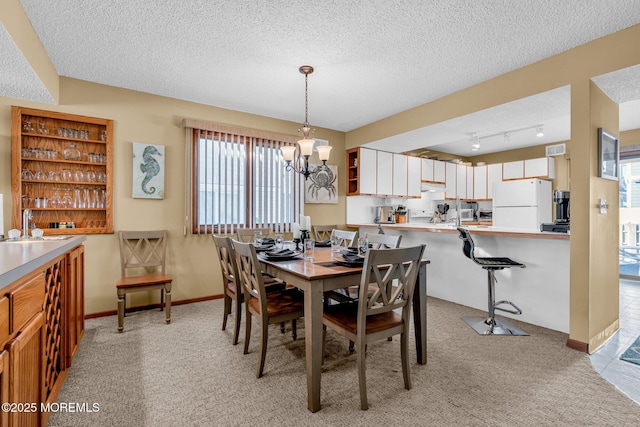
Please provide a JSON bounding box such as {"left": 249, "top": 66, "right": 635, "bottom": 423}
{"left": 11, "top": 106, "right": 114, "bottom": 234}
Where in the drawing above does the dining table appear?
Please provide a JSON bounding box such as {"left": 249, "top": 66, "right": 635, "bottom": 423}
{"left": 258, "top": 244, "right": 429, "bottom": 413}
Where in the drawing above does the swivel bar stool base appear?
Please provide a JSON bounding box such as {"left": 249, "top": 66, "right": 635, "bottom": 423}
{"left": 457, "top": 227, "right": 528, "bottom": 336}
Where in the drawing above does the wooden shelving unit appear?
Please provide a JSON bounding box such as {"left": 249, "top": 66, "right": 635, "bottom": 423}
{"left": 347, "top": 148, "right": 360, "bottom": 196}
{"left": 11, "top": 106, "right": 114, "bottom": 234}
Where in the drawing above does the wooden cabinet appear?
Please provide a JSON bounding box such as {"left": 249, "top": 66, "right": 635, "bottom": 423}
{"left": 11, "top": 106, "right": 114, "bottom": 234}
{"left": 525, "top": 157, "right": 555, "bottom": 179}
{"left": 377, "top": 151, "right": 393, "bottom": 196}
{"left": 1, "top": 244, "right": 84, "bottom": 426}
{"left": 407, "top": 156, "right": 422, "bottom": 197}
{"left": 347, "top": 147, "right": 378, "bottom": 195}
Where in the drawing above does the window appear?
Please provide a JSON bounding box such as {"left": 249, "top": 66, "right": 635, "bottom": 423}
{"left": 190, "top": 127, "right": 303, "bottom": 235}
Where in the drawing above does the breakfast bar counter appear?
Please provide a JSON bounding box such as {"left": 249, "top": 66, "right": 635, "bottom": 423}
{"left": 351, "top": 223, "right": 570, "bottom": 333}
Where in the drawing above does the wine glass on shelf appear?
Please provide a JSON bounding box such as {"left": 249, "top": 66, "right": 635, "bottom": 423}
{"left": 50, "top": 188, "right": 61, "bottom": 208}
{"left": 62, "top": 189, "right": 73, "bottom": 209}
{"left": 61, "top": 169, "right": 72, "bottom": 182}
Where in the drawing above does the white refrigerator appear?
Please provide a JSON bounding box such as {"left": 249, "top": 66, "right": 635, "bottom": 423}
{"left": 493, "top": 179, "right": 552, "bottom": 230}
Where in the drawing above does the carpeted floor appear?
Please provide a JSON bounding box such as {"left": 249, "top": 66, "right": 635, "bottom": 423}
{"left": 49, "top": 297, "right": 640, "bottom": 426}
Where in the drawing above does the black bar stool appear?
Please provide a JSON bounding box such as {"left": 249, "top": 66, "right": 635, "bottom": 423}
{"left": 457, "top": 227, "right": 528, "bottom": 336}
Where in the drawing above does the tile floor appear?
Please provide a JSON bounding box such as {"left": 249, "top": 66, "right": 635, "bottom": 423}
{"left": 589, "top": 279, "right": 640, "bottom": 404}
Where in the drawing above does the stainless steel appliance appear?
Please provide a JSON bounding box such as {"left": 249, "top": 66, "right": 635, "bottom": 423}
{"left": 541, "top": 190, "right": 570, "bottom": 233}
{"left": 374, "top": 206, "right": 395, "bottom": 224}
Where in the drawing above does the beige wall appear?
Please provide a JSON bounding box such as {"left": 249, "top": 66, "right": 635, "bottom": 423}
{"left": 0, "top": 78, "right": 346, "bottom": 315}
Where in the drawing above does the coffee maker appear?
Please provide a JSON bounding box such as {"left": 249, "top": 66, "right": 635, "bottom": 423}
{"left": 541, "top": 190, "right": 570, "bottom": 233}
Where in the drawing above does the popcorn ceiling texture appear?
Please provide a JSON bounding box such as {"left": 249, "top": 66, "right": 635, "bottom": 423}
{"left": 7, "top": 1, "right": 640, "bottom": 133}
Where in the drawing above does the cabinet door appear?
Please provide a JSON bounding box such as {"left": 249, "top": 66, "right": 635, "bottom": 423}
{"left": 502, "top": 160, "right": 524, "bottom": 180}
{"left": 473, "top": 165, "right": 487, "bottom": 200}
{"left": 487, "top": 163, "right": 503, "bottom": 199}
{"left": 0, "top": 350, "right": 8, "bottom": 427}
{"left": 407, "top": 156, "right": 421, "bottom": 197}
{"left": 377, "top": 151, "right": 393, "bottom": 196}
{"left": 392, "top": 154, "right": 408, "bottom": 197}
{"left": 456, "top": 165, "right": 467, "bottom": 199}
{"left": 444, "top": 162, "right": 457, "bottom": 199}
{"left": 421, "top": 158, "right": 434, "bottom": 181}
{"left": 359, "top": 148, "right": 377, "bottom": 195}
{"left": 433, "top": 160, "right": 446, "bottom": 183}
{"left": 525, "top": 157, "right": 555, "bottom": 179}
{"left": 8, "top": 312, "right": 45, "bottom": 427}
{"left": 66, "top": 245, "right": 85, "bottom": 366}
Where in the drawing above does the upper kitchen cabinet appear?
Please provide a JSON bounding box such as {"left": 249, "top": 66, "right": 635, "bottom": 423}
{"left": 502, "top": 157, "right": 555, "bottom": 180}
{"left": 392, "top": 154, "right": 407, "bottom": 197}
{"left": 421, "top": 158, "right": 446, "bottom": 184}
{"left": 347, "top": 147, "right": 377, "bottom": 195}
{"left": 444, "top": 162, "right": 457, "bottom": 199}
{"left": 487, "top": 163, "right": 503, "bottom": 199}
{"left": 473, "top": 165, "right": 488, "bottom": 200}
{"left": 377, "top": 151, "right": 394, "bottom": 196}
{"left": 407, "top": 156, "right": 421, "bottom": 197}
{"left": 11, "top": 107, "right": 114, "bottom": 234}
{"left": 524, "top": 157, "right": 555, "bottom": 179}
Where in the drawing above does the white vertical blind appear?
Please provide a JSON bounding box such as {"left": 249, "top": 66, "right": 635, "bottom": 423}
{"left": 185, "top": 120, "right": 302, "bottom": 235}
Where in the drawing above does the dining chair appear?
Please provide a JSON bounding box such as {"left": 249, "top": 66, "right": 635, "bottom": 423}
{"left": 331, "top": 229, "right": 357, "bottom": 247}
{"left": 364, "top": 232, "right": 402, "bottom": 249}
{"left": 213, "top": 235, "right": 287, "bottom": 345}
{"left": 116, "top": 230, "right": 172, "bottom": 332}
{"left": 232, "top": 240, "right": 305, "bottom": 378}
{"left": 313, "top": 224, "right": 336, "bottom": 241}
{"left": 236, "top": 228, "right": 272, "bottom": 243}
{"left": 322, "top": 245, "right": 425, "bottom": 410}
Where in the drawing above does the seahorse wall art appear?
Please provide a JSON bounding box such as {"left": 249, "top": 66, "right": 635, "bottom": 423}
{"left": 132, "top": 142, "right": 165, "bottom": 199}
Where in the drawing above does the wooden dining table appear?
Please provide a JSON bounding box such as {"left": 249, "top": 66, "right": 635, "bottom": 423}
{"left": 259, "top": 245, "right": 429, "bottom": 413}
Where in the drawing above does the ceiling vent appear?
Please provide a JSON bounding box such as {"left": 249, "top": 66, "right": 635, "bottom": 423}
{"left": 545, "top": 143, "right": 566, "bottom": 157}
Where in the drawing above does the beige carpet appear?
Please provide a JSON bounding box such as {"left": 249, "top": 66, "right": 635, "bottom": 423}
{"left": 49, "top": 297, "right": 640, "bottom": 426}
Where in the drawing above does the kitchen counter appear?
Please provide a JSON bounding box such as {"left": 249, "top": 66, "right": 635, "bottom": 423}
{"left": 355, "top": 224, "right": 570, "bottom": 332}
{"left": 0, "top": 235, "right": 87, "bottom": 287}
{"left": 348, "top": 222, "right": 570, "bottom": 240}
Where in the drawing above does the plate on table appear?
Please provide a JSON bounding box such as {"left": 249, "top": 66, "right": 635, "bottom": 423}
{"left": 263, "top": 249, "right": 300, "bottom": 261}
{"left": 254, "top": 244, "right": 275, "bottom": 252}
{"left": 315, "top": 240, "right": 331, "bottom": 247}
{"left": 335, "top": 253, "right": 364, "bottom": 267}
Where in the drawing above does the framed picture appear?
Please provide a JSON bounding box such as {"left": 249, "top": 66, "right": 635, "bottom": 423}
{"left": 132, "top": 142, "right": 165, "bottom": 199}
{"left": 598, "top": 128, "right": 619, "bottom": 181}
{"left": 305, "top": 164, "right": 338, "bottom": 204}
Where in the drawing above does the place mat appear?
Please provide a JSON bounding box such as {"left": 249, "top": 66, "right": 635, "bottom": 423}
{"left": 620, "top": 335, "right": 640, "bottom": 366}
{"left": 315, "top": 240, "right": 331, "bottom": 247}
{"left": 262, "top": 249, "right": 301, "bottom": 261}
{"left": 254, "top": 244, "right": 275, "bottom": 252}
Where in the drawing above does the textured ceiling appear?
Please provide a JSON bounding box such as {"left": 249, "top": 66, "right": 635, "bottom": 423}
{"left": 7, "top": 0, "right": 640, "bottom": 156}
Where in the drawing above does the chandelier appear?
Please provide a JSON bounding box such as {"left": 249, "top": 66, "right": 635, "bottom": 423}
{"left": 280, "top": 65, "right": 332, "bottom": 180}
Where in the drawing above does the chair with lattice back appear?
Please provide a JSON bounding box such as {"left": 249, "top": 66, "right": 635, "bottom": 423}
{"left": 322, "top": 245, "right": 425, "bottom": 410}
{"left": 116, "top": 230, "right": 172, "bottom": 332}
{"left": 236, "top": 228, "right": 272, "bottom": 243}
{"left": 313, "top": 225, "right": 336, "bottom": 241}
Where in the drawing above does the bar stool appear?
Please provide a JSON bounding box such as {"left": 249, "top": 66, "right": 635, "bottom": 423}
{"left": 457, "top": 227, "right": 528, "bottom": 336}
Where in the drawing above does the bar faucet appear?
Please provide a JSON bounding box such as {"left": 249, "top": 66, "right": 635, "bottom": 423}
{"left": 22, "top": 208, "right": 32, "bottom": 238}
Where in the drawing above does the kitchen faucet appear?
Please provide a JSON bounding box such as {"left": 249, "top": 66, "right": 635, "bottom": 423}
{"left": 22, "top": 208, "right": 32, "bottom": 238}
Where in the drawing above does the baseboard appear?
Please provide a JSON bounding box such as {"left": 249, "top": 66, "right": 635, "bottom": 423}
{"left": 85, "top": 294, "right": 223, "bottom": 319}
{"left": 566, "top": 338, "right": 588, "bottom": 353}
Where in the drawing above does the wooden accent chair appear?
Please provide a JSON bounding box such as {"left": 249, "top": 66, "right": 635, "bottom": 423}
{"left": 116, "top": 230, "right": 172, "bottom": 332}
{"left": 313, "top": 225, "right": 336, "bottom": 241}
{"left": 236, "top": 228, "right": 272, "bottom": 243}
{"left": 232, "top": 240, "right": 305, "bottom": 378}
{"left": 322, "top": 245, "right": 425, "bottom": 409}
{"left": 212, "top": 235, "right": 286, "bottom": 345}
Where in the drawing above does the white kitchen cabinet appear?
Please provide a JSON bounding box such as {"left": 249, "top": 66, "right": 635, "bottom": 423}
{"left": 473, "top": 165, "right": 487, "bottom": 200}
{"left": 487, "top": 163, "right": 503, "bottom": 199}
{"left": 407, "top": 156, "right": 422, "bottom": 197}
{"left": 421, "top": 158, "right": 434, "bottom": 181}
{"left": 456, "top": 164, "right": 467, "bottom": 199}
{"left": 525, "top": 157, "right": 555, "bottom": 179}
{"left": 359, "top": 147, "right": 378, "bottom": 195}
{"left": 444, "top": 162, "right": 457, "bottom": 199}
{"left": 433, "top": 160, "right": 446, "bottom": 183}
{"left": 377, "top": 150, "right": 393, "bottom": 196}
{"left": 502, "top": 160, "right": 525, "bottom": 180}
{"left": 466, "top": 166, "right": 474, "bottom": 200}
{"left": 392, "top": 153, "right": 408, "bottom": 197}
